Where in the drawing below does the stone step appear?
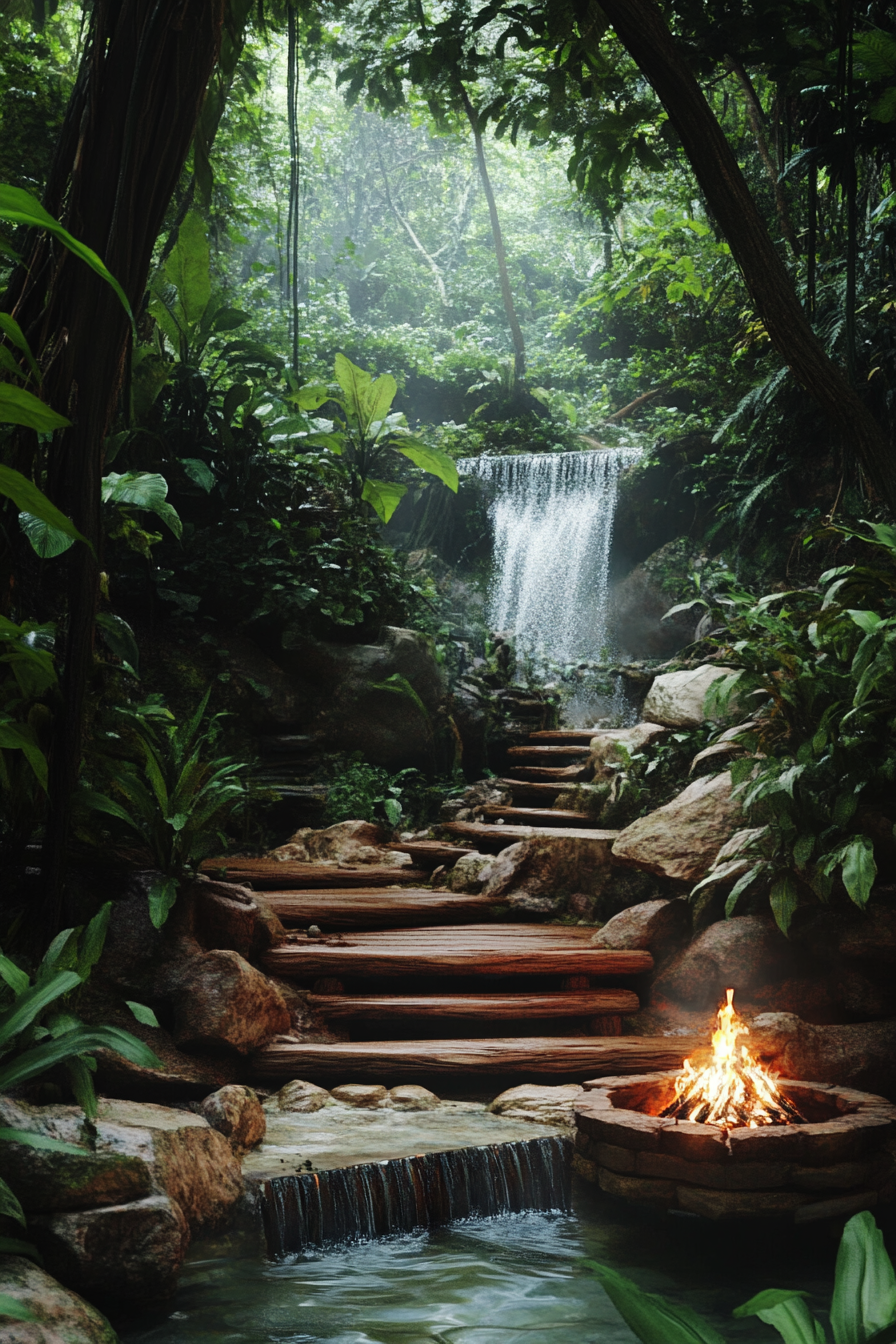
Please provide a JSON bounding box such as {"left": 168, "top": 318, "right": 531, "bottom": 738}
{"left": 200, "top": 859, "right": 431, "bottom": 889}
{"left": 441, "top": 821, "right": 618, "bottom": 852}
{"left": 384, "top": 841, "right": 474, "bottom": 869}
{"left": 262, "top": 925, "right": 650, "bottom": 979}
{"left": 507, "top": 745, "right": 591, "bottom": 760}
{"left": 480, "top": 806, "right": 591, "bottom": 827}
{"left": 251, "top": 1035, "right": 698, "bottom": 1082}
{"left": 306, "top": 989, "right": 640, "bottom": 1019}
{"left": 263, "top": 889, "right": 502, "bottom": 929}
{"left": 528, "top": 730, "right": 598, "bottom": 744}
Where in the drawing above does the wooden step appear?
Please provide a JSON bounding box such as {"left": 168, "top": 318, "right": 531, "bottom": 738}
{"left": 507, "top": 745, "right": 591, "bottom": 759}
{"left": 201, "top": 859, "right": 430, "bottom": 889}
{"left": 507, "top": 765, "right": 589, "bottom": 781}
{"left": 497, "top": 779, "right": 564, "bottom": 798}
{"left": 251, "top": 1035, "right": 700, "bottom": 1081}
{"left": 307, "top": 989, "right": 640, "bottom": 1019}
{"left": 481, "top": 806, "right": 591, "bottom": 827}
{"left": 262, "top": 889, "right": 501, "bottom": 929}
{"left": 262, "top": 925, "right": 650, "bottom": 979}
{"left": 442, "top": 821, "right": 618, "bottom": 852}
{"left": 528, "top": 730, "right": 598, "bottom": 744}
{"left": 384, "top": 841, "right": 473, "bottom": 869}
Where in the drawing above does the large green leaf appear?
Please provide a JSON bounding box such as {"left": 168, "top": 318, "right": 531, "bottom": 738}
{"left": 769, "top": 873, "right": 800, "bottom": 935}
{"left": 147, "top": 874, "right": 178, "bottom": 930}
{"left": 0, "top": 1027, "right": 163, "bottom": 1090}
{"left": 0, "top": 384, "right": 70, "bottom": 433}
{"left": 365, "top": 372, "right": 397, "bottom": 425}
{"left": 831, "top": 1212, "right": 896, "bottom": 1344}
{"left": 0, "top": 314, "right": 40, "bottom": 383}
{"left": 0, "top": 720, "right": 48, "bottom": 791}
{"left": 0, "top": 1127, "right": 89, "bottom": 1157}
{"left": 334, "top": 352, "right": 371, "bottom": 419}
{"left": 584, "top": 1261, "right": 727, "bottom": 1344}
{"left": 734, "top": 1291, "right": 823, "bottom": 1344}
{"left": 0, "top": 185, "right": 133, "bottom": 327}
{"left": 841, "top": 836, "right": 877, "bottom": 910}
{"left": 96, "top": 612, "right": 140, "bottom": 672}
{"left": 0, "top": 1292, "right": 36, "bottom": 1321}
{"left": 0, "top": 970, "right": 82, "bottom": 1048}
{"left": 102, "top": 472, "right": 183, "bottom": 539}
{"left": 0, "top": 466, "right": 86, "bottom": 549}
{"left": 17, "top": 511, "right": 76, "bottom": 558}
{"left": 361, "top": 477, "right": 407, "bottom": 524}
{"left": 290, "top": 382, "right": 332, "bottom": 411}
{"left": 164, "top": 209, "right": 211, "bottom": 329}
{"left": 392, "top": 439, "right": 459, "bottom": 491}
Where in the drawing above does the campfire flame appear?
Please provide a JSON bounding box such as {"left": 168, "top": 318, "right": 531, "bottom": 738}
{"left": 660, "top": 989, "right": 804, "bottom": 1129}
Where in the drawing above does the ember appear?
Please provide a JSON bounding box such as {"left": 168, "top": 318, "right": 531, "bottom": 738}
{"left": 660, "top": 989, "right": 805, "bottom": 1129}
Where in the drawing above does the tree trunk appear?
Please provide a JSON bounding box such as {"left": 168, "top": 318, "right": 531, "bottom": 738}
{"left": 592, "top": 0, "right": 896, "bottom": 514}
{"left": 459, "top": 85, "right": 526, "bottom": 380}
{"left": 5, "top": 0, "right": 225, "bottom": 929}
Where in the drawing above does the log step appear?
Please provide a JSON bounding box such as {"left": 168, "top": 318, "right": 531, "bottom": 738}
{"left": 262, "top": 889, "right": 502, "bottom": 929}
{"left": 507, "top": 766, "right": 589, "bottom": 781}
{"left": 507, "top": 745, "right": 591, "bottom": 759}
{"left": 528, "top": 730, "right": 598, "bottom": 744}
{"left": 442, "top": 821, "right": 618, "bottom": 852}
{"left": 251, "top": 1035, "right": 699, "bottom": 1081}
{"left": 383, "top": 841, "right": 474, "bottom": 868}
{"left": 263, "top": 925, "right": 651, "bottom": 979}
{"left": 200, "top": 859, "right": 430, "bottom": 889}
{"left": 481, "top": 806, "right": 591, "bottom": 827}
{"left": 497, "top": 779, "right": 565, "bottom": 798}
{"left": 307, "top": 989, "right": 640, "bottom": 1019}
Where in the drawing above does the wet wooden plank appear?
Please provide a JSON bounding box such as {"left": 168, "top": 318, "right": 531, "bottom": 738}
{"left": 441, "top": 821, "right": 618, "bottom": 852}
{"left": 307, "top": 989, "right": 641, "bottom": 1019}
{"left": 262, "top": 926, "right": 651, "bottom": 978}
{"left": 528, "top": 730, "right": 597, "bottom": 744}
{"left": 200, "top": 859, "right": 430, "bottom": 889}
{"left": 497, "top": 779, "right": 565, "bottom": 797}
{"left": 251, "top": 1036, "right": 696, "bottom": 1080}
{"left": 263, "top": 889, "right": 501, "bottom": 929}
{"left": 383, "top": 841, "right": 474, "bottom": 868}
{"left": 506, "top": 765, "right": 589, "bottom": 781}
{"left": 480, "top": 806, "right": 591, "bottom": 826}
{"left": 506, "top": 744, "right": 591, "bottom": 758}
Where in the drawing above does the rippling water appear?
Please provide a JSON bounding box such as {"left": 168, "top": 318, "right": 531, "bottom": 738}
{"left": 119, "top": 1184, "right": 838, "bottom": 1344}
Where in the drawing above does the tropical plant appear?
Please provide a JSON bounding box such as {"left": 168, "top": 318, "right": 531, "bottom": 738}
{"left": 586, "top": 1209, "right": 896, "bottom": 1344}
{"left": 76, "top": 692, "right": 248, "bottom": 927}
{"left": 291, "top": 354, "right": 459, "bottom": 522}
{"left": 324, "top": 757, "right": 431, "bottom": 829}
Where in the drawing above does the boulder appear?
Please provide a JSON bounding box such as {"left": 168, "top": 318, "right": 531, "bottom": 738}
{"left": 838, "top": 903, "right": 896, "bottom": 963}
{"left": 187, "top": 877, "right": 288, "bottom": 956}
{"left": 277, "top": 625, "right": 446, "bottom": 770}
{"left": 652, "top": 914, "right": 795, "bottom": 1010}
{"left": 274, "top": 1079, "right": 331, "bottom": 1112}
{"left": 589, "top": 723, "right": 669, "bottom": 778}
{"left": 612, "top": 771, "right": 742, "bottom": 885}
{"left": 330, "top": 1083, "right": 388, "bottom": 1108}
{"left": 480, "top": 834, "right": 614, "bottom": 914}
{"left": 749, "top": 1013, "right": 896, "bottom": 1099}
{"left": 446, "top": 852, "right": 494, "bottom": 893}
{"left": 31, "top": 1195, "right": 190, "bottom": 1305}
{"left": 270, "top": 819, "right": 411, "bottom": 867}
{"left": 642, "top": 665, "right": 738, "bottom": 728}
{"left": 609, "top": 537, "right": 708, "bottom": 657}
{"left": 389, "top": 1085, "right": 439, "bottom": 1111}
{"left": 200, "top": 1085, "right": 266, "bottom": 1154}
{"left": 488, "top": 1084, "right": 584, "bottom": 1127}
{"left": 0, "top": 1256, "right": 118, "bottom": 1344}
{"left": 591, "top": 898, "right": 689, "bottom": 961}
{"left": 169, "top": 949, "right": 291, "bottom": 1055}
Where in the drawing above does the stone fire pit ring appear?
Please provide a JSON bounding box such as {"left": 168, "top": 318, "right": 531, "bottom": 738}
{"left": 574, "top": 1072, "right": 896, "bottom": 1222}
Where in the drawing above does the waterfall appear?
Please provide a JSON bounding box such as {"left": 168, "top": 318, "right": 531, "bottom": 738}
{"left": 260, "top": 1135, "right": 572, "bottom": 1257}
{"left": 459, "top": 449, "right": 640, "bottom": 665}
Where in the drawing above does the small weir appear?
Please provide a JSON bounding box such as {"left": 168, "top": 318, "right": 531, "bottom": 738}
{"left": 260, "top": 1134, "right": 572, "bottom": 1257}
{"left": 459, "top": 447, "right": 640, "bottom": 664}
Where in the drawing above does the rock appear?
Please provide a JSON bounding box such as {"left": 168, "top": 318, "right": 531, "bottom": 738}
{"left": 612, "top": 771, "right": 742, "bottom": 884}
{"left": 589, "top": 723, "right": 669, "bottom": 778}
{"left": 189, "top": 878, "right": 257, "bottom": 956}
{"left": 270, "top": 819, "right": 411, "bottom": 867}
{"left": 330, "top": 1083, "right": 388, "bottom": 1108}
{"left": 389, "top": 1085, "right": 439, "bottom": 1111}
{"left": 839, "top": 904, "right": 896, "bottom": 963}
{"left": 274, "top": 1080, "right": 331, "bottom": 1112}
{"left": 446, "top": 852, "right": 495, "bottom": 893}
{"left": 749, "top": 1014, "right": 896, "bottom": 1098}
{"left": 642, "top": 665, "right": 737, "bottom": 728}
{"left": 278, "top": 625, "right": 446, "bottom": 770}
{"left": 169, "top": 949, "right": 291, "bottom": 1055}
{"left": 31, "top": 1195, "right": 190, "bottom": 1305}
{"left": 653, "top": 914, "right": 795, "bottom": 1010}
{"left": 568, "top": 892, "right": 598, "bottom": 921}
{"left": 480, "top": 834, "right": 614, "bottom": 914}
{"left": 609, "top": 537, "right": 709, "bottom": 657}
{"left": 488, "top": 1084, "right": 584, "bottom": 1127}
{"left": 0, "top": 1256, "right": 118, "bottom": 1344}
{"left": 591, "top": 899, "right": 689, "bottom": 960}
{"left": 200, "top": 1086, "right": 266, "bottom": 1154}
{"left": 554, "top": 782, "right": 610, "bottom": 817}
{"left": 250, "top": 892, "right": 288, "bottom": 953}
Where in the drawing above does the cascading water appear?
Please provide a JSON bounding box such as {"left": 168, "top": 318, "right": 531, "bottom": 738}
{"left": 459, "top": 448, "right": 640, "bottom": 666}
{"left": 260, "top": 1135, "right": 572, "bottom": 1257}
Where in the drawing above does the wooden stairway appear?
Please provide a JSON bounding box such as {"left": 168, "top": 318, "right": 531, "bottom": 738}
{"left": 205, "top": 723, "right": 692, "bottom": 1084}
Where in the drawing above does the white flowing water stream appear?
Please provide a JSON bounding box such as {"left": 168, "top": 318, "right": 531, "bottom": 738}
{"left": 459, "top": 448, "right": 640, "bottom": 667}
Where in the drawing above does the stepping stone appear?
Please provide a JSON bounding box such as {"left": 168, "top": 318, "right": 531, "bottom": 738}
{"left": 262, "top": 889, "right": 505, "bottom": 929}
{"left": 200, "top": 859, "right": 430, "bottom": 888}
{"left": 441, "top": 821, "right": 618, "bottom": 851}
{"left": 262, "top": 925, "right": 651, "bottom": 978}
{"left": 480, "top": 806, "right": 591, "bottom": 827}
{"left": 251, "top": 1036, "right": 699, "bottom": 1081}
{"left": 306, "top": 989, "right": 640, "bottom": 1019}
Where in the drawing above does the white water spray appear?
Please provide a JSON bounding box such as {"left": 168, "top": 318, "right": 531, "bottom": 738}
{"left": 459, "top": 448, "right": 640, "bottom": 665}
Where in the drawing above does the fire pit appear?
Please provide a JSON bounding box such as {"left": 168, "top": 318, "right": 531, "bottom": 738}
{"left": 574, "top": 991, "right": 896, "bottom": 1221}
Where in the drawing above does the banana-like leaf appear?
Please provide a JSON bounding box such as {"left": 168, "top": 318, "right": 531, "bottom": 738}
{"left": 392, "top": 440, "right": 459, "bottom": 492}
{"left": 361, "top": 477, "right": 407, "bottom": 524}
{"left": 147, "top": 875, "right": 178, "bottom": 930}
{"left": 734, "top": 1290, "right": 823, "bottom": 1344}
{"left": 584, "top": 1261, "right": 727, "bottom": 1344}
{"left": 0, "top": 1027, "right": 163, "bottom": 1090}
{"left": 0, "top": 970, "right": 82, "bottom": 1046}
{"left": 0, "top": 467, "right": 85, "bottom": 549}
{"left": 831, "top": 1212, "right": 896, "bottom": 1344}
{"left": 164, "top": 210, "right": 211, "bottom": 329}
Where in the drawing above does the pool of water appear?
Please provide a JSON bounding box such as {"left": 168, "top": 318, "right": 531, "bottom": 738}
{"left": 118, "top": 1181, "right": 844, "bottom": 1344}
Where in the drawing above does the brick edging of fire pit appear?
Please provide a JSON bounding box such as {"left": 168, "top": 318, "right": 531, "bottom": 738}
{"left": 573, "top": 1072, "right": 896, "bottom": 1222}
